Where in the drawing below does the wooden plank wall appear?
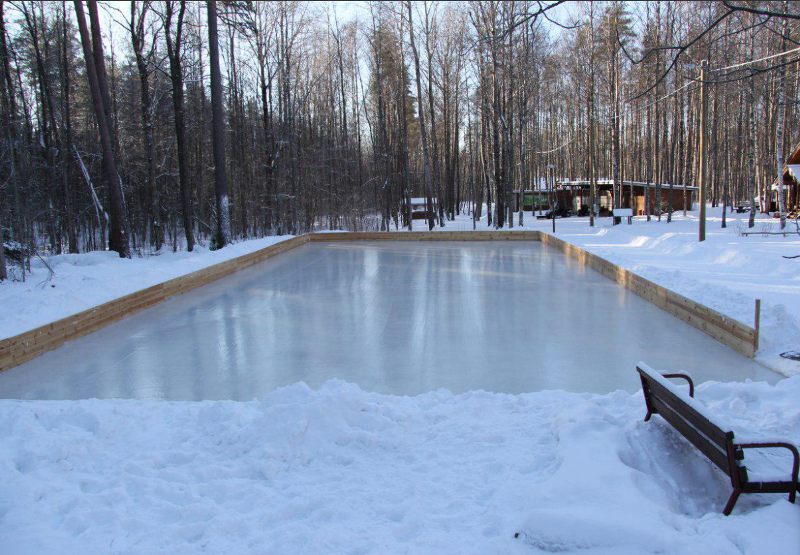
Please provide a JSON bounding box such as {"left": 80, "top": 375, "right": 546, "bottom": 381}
{"left": 309, "top": 231, "right": 539, "bottom": 242}
{"left": 0, "top": 235, "right": 310, "bottom": 373}
{"left": 0, "top": 229, "right": 757, "bottom": 374}
{"left": 538, "top": 233, "right": 757, "bottom": 358}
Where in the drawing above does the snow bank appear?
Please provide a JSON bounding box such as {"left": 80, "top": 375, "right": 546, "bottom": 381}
{"left": 0, "top": 236, "right": 293, "bottom": 340}
{"left": 1, "top": 378, "right": 798, "bottom": 553}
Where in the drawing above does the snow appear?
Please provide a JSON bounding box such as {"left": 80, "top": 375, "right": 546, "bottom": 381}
{"left": 0, "top": 236, "right": 293, "bottom": 340}
{"left": 1, "top": 207, "right": 799, "bottom": 551}
{"left": 1, "top": 377, "right": 798, "bottom": 553}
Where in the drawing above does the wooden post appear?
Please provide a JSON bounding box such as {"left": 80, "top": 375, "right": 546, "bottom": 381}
{"left": 699, "top": 60, "right": 708, "bottom": 242}
{"left": 754, "top": 298, "right": 761, "bottom": 351}
{"left": 0, "top": 227, "right": 6, "bottom": 281}
{"left": 548, "top": 164, "right": 555, "bottom": 233}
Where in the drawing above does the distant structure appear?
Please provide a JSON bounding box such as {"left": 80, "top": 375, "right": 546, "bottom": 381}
{"left": 555, "top": 180, "right": 698, "bottom": 216}
{"left": 410, "top": 198, "right": 438, "bottom": 220}
{"left": 767, "top": 140, "right": 800, "bottom": 216}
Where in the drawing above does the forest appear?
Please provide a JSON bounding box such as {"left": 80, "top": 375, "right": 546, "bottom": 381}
{"left": 0, "top": 1, "right": 798, "bottom": 278}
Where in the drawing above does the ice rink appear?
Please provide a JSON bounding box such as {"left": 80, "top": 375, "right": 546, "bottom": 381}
{"left": 0, "top": 241, "right": 780, "bottom": 400}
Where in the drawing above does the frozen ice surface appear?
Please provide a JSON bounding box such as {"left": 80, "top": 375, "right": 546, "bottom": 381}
{"left": 0, "top": 242, "right": 780, "bottom": 400}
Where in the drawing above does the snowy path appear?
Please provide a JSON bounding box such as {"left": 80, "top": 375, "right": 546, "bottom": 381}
{"left": 1, "top": 378, "right": 798, "bottom": 553}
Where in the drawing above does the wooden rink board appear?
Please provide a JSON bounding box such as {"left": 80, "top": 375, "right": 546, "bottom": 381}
{"left": 0, "top": 234, "right": 310, "bottom": 373}
{"left": 537, "top": 233, "right": 757, "bottom": 358}
{"left": 0, "top": 230, "right": 758, "bottom": 373}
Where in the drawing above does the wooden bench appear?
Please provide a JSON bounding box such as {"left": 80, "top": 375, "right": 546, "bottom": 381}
{"left": 637, "top": 362, "right": 799, "bottom": 515}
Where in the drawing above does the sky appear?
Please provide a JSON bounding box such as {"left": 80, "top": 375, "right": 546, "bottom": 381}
{"left": 93, "top": 1, "right": 576, "bottom": 49}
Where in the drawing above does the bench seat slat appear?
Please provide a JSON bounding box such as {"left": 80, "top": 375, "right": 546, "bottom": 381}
{"left": 639, "top": 369, "right": 730, "bottom": 448}
{"left": 649, "top": 395, "right": 732, "bottom": 474}
{"left": 741, "top": 481, "right": 798, "bottom": 494}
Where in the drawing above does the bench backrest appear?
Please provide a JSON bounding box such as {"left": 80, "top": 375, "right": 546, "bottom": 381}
{"left": 637, "top": 363, "right": 740, "bottom": 479}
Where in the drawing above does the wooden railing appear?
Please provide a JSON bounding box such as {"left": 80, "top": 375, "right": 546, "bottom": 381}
{"left": 0, "top": 235, "right": 311, "bottom": 372}
{"left": 538, "top": 233, "right": 759, "bottom": 358}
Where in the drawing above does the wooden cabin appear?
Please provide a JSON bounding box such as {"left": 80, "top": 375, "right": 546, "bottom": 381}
{"left": 517, "top": 190, "right": 556, "bottom": 212}
{"left": 516, "top": 189, "right": 574, "bottom": 215}
{"left": 558, "top": 180, "right": 697, "bottom": 216}
{"left": 624, "top": 182, "right": 698, "bottom": 215}
{"left": 767, "top": 140, "right": 800, "bottom": 216}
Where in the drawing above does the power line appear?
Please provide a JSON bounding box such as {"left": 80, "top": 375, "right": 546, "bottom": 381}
{"left": 619, "top": 47, "right": 800, "bottom": 119}
{"left": 711, "top": 45, "right": 800, "bottom": 72}
{"left": 626, "top": 81, "right": 694, "bottom": 116}
{"left": 528, "top": 135, "right": 577, "bottom": 155}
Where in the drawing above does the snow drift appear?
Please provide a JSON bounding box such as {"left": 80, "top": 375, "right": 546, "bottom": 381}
{"left": 1, "top": 377, "right": 798, "bottom": 553}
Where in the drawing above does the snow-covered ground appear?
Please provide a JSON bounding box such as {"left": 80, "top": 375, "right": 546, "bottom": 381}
{"left": 1, "top": 377, "right": 798, "bottom": 553}
{"left": 0, "top": 236, "right": 293, "bottom": 340}
{"left": 1, "top": 208, "right": 799, "bottom": 552}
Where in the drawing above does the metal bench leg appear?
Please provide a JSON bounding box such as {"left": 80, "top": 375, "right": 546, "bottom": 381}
{"left": 723, "top": 490, "right": 740, "bottom": 516}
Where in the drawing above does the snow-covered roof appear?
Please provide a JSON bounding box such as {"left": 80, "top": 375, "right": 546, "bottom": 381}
{"left": 558, "top": 179, "right": 698, "bottom": 192}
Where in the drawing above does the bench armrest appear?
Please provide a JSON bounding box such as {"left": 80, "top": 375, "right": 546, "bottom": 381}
{"left": 661, "top": 373, "right": 694, "bottom": 397}
{"left": 737, "top": 442, "right": 800, "bottom": 485}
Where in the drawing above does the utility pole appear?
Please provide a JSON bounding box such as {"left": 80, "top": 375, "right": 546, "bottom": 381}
{"left": 548, "top": 164, "right": 556, "bottom": 233}
{"left": 698, "top": 59, "right": 708, "bottom": 242}
{"left": 775, "top": 0, "right": 789, "bottom": 230}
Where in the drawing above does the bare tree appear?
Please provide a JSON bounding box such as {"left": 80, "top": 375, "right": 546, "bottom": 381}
{"left": 74, "top": 0, "right": 129, "bottom": 257}
{"left": 163, "top": 0, "right": 195, "bottom": 251}
{"left": 207, "top": 0, "right": 231, "bottom": 247}
{"left": 131, "top": 1, "right": 160, "bottom": 249}
{"left": 407, "top": 1, "right": 435, "bottom": 230}
{"left": 775, "top": 0, "right": 789, "bottom": 230}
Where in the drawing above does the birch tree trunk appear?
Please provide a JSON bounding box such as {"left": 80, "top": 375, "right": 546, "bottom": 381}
{"left": 407, "top": 1, "right": 435, "bottom": 231}
{"left": 747, "top": 43, "right": 757, "bottom": 229}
